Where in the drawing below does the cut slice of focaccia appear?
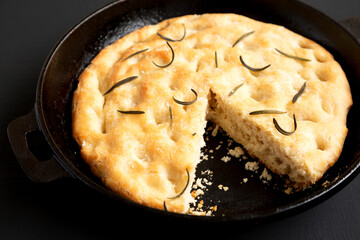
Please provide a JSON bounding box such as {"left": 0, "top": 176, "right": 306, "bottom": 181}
{"left": 72, "top": 14, "right": 352, "bottom": 213}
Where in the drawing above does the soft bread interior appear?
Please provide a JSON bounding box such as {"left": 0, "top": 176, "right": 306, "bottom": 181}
{"left": 207, "top": 90, "right": 312, "bottom": 185}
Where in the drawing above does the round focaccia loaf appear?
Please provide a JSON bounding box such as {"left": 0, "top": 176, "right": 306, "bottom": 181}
{"left": 72, "top": 14, "right": 352, "bottom": 213}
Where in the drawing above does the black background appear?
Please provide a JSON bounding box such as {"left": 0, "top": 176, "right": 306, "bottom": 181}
{"left": 1, "top": 0, "right": 360, "bottom": 239}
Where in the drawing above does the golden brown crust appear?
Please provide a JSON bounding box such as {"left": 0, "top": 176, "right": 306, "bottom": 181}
{"left": 72, "top": 14, "right": 352, "bottom": 213}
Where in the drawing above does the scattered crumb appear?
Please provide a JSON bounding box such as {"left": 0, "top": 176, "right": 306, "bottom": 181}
{"left": 228, "top": 146, "right": 244, "bottom": 158}
{"left": 190, "top": 168, "right": 216, "bottom": 215}
{"left": 200, "top": 152, "right": 208, "bottom": 161}
{"left": 201, "top": 169, "right": 213, "bottom": 177}
{"left": 221, "top": 156, "right": 231, "bottom": 163}
{"left": 260, "top": 168, "right": 272, "bottom": 181}
{"left": 217, "top": 184, "right": 229, "bottom": 191}
{"left": 203, "top": 178, "right": 212, "bottom": 186}
{"left": 211, "top": 124, "right": 219, "bottom": 137}
{"left": 245, "top": 161, "right": 259, "bottom": 172}
{"left": 193, "top": 123, "right": 301, "bottom": 216}
{"left": 198, "top": 200, "right": 204, "bottom": 208}
{"left": 227, "top": 139, "right": 233, "bottom": 147}
{"left": 322, "top": 180, "right": 330, "bottom": 187}
{"left": 194, "top": 178, "right": 205, "bottom": 189}
{"left": 284, "top": 187, "right": 293, "bottom": 195}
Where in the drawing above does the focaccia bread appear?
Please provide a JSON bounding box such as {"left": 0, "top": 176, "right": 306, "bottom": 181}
{"left": 72, "top": 14, "right": 352, "bottom": 213}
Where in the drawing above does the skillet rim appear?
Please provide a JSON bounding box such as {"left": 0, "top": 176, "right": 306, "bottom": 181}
{"left": 33, "top": 0, "right": 360, "bottom": 222}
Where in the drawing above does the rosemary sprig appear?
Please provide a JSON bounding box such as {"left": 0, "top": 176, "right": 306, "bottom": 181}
{"left": 273, "top": 114, "right": 297, "bottom": 136}
{"left": 240, "top": 55, "right": 271, "bottom": 72}
{"left": 275, "top": 48, "right": 311, "bottom": 62}
{"left": 292, "top": 82, "right": 307, "bottom": 103}
{"left": 152, "top": 41, "right": 175, "bottom": 68}
{"left": 157, "top": 24, "right": 186, "bottom": 42}
{"left": 232, "top": 30, "right": 255, "bottom": 47}
{"left": 117, "top": 110, "right": 145, "bottom": 114}
{"left": 167, "top": 168, "right": 190, "bottom": 199}
{"left": 122, "top": 48, "right": 149, "bottom": 61}
{"left": 228, "top": 83, "right": 244, "bottom": 96}
{"left": 249, "top": 110, "right": 286, "bottom": 115}
{"left": 172, "top": 89, "right": 198, "bottom": 106}
{"left": 103, "top": 76, "right": 138, "bottom": 96}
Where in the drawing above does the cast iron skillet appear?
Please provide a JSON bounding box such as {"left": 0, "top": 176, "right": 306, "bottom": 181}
{"left": 7, "top": 0, "right": 360, "bottom": 222}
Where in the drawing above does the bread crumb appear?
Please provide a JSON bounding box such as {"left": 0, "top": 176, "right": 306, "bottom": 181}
{"left": 221, "top": 156, "right": 231, "bottom": 163}
{"left": 194, "top": 178, "right": 205, "bottom": 189}
{"left": 243, "top": 178, "right": 248, "bottom": 183}
{"left": 200, "top": 152, "right": 208, "bottom": 161}
{"left": 190, "top": 211, "right": 206, "bottom": 216}
{"left": 203, "top": 178, "right": 212, "bottom": 186}
{"left": 245, "top": 161, "right": 259, "bottom": 172}
{"left": 228, "top": 146, "right": 244, "bottom": 158}
{"left": 218, "top": 184, "right": 229, "bottom": 191}
{"left": 322, "top": 180, "right": 330, "bottom": 187}
{"left": 190, "top": 167, "right": 216, "bottom": 215}
{"left": 284, "top": 187, "right": 293, "bottom": 194}
{"left": 260, "top": 168, "right": 272, "bottom": 181}
{"left": 211, "top": 124, "right": 219, "bottom": 137}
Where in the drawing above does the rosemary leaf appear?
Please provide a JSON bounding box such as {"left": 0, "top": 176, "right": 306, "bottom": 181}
{"left": 240, "top": 55, "right": 271, "bottom": 72}
{"left": 215, "top": 51, "right": 218, "bottom": 68}
{"left": 228, "top": 83, "right": 244, "bottom": 96}
{"left": 249, "top": 110, "right": 286, "bottom": 115}
{"left": 292, "top": 82, "right": 307, "bottom": 103}
{"left": 233, "top": 30, "right": 255, "bottom": 47}
{"left": 157, "top": 24, "right": 186, "bottom": 42}
{"left": 163, "top": 201, "right": 168, "bottom": 212}
{"left": 103, "top": 76, "right": 138, "bottom": 96}
{"left": 169, "top": 106, "right": 173, "bottom": 130}
{"left": 273, "top": 114, "right": 297, "bottom": 136}
{"left": 172, "top": 89, "right": 198, "bottom": 106}
{"left": 167, "top": 168, "right": 190, "bottom": 199}
{"left": 117, "top": 110, "right": 145, "bottom": 114}
{"left": 275, "top": 48, "right": 311, "bottom": 62}
{"left": 152, "top": 41, "right": 175, "bottom": 68}
{"left": 122, "top": 48, "right": 149, "bottom": 61}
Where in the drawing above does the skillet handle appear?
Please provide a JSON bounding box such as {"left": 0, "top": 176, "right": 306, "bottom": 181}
{"left": 7, "top": 107, "right": 71, "bottom": 183}
{"left": 339, "top": 16, "right": 360, "bottom": 42}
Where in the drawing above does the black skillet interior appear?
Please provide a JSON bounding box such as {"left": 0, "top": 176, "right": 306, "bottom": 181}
{"left": 38, "top": 0, "right": 360, "bottom": 220}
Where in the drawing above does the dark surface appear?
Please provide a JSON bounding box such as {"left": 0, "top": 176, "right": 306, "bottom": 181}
{"left": 1, "top": 0, "right": 360, "bottom": 239}
{"left": 9, "top": 0, "right": 360, "bottom": 222}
